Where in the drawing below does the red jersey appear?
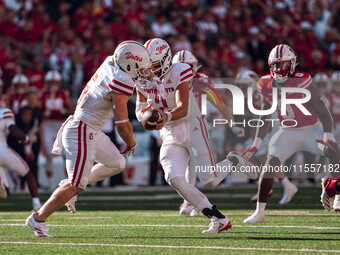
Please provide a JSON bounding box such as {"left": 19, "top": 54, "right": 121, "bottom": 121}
{"left": 26, "top": 68, "right": 45, "bottom": 91}
{"left": 326, "top": 90, "right": 340, "bottom": 124}
{"left": 191, "top": 72, "right": 214, "bottom": 109}
{"left": 10, "top": 93, "right": 28, "bottom": 114}
{"left": 258, "top": 72, "right": 318, "bottom": 128}
{"left": 41, "top": 90, "right": 69, "bottom": 121}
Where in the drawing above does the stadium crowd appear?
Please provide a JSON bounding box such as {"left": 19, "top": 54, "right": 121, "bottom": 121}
{"left": 0, "top": 0, "right": 340, "bottom": 188}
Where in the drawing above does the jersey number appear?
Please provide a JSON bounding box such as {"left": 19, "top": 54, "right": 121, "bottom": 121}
{"left": 77, "top": 73, "right": 98, "bottom": 105}
{"left": 155, "top": 96, "right": 168, "bottom": 112}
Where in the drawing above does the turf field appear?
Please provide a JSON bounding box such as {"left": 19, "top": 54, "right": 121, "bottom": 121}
{"left": 0, "top": 185, "right": 339, "bottom": 254}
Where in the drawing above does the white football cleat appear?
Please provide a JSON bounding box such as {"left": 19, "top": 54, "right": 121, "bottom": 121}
{"left": 0, "top": 175, "right": 8, "bottom": 199}
{"left": 179, "top": 201, "right": 193, "bottom": 215}
{"left": 26, "top": 212, "right": 53, "bottom": 237}
{"left": 59, "top": 179, "right": 77, "bottom": 213}
{"left": 190, "top": 208, "right": 201, "bottom": 216}
{"left": 251, "top": 189, "right": 273, "bottom": 203}
{"left": 333, "top": 195, "right": 340, "bottom": 212}
{"left": 279, "top": 183, "right": 298, "bottom": 204}
{"left": 227, "top": 151, "right": 257, "bottom": 180}
{"left": 202, "top": 216, "right": 232, "bottom": 233}
{"left": 244, "top": 212, "right": 265, "bottom": 223}
{"left": 65, "top": 195, "right": 77, "bottom": 214}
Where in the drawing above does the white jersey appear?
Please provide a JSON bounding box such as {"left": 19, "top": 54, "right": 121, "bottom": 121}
{"left": 0, "top": 108, "right": 14, "bottom": 146}
{"left": 136, "top": 63, "right": 201, "bottom": 128}
{"left": 74, "top": 56, "right": 135, "bottom": 131}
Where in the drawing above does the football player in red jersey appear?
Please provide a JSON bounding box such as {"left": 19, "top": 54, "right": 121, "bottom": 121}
{"left": 236, "top": 70, "right": 298, "bottom": 205}
{"left": 242, "top": 44, "right": 340, "bottom": 223}
{"left": 41, "top": 70, "right": 74, "bottom": 188}
{"left": 172, "top": 50, "right": 245, "bottom": 216}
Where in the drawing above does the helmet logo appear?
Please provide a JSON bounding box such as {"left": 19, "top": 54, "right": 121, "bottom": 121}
{"left": 156, "top": 44, "right": 167, "bottom": 54}
{"left": 125, "top": 52, "right": 143, "bottom": 62}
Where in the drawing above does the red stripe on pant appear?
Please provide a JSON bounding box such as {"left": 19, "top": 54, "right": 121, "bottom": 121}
{"left": 76, "top": 123, "right": 87, "bottom": 187}
{"left": 197, "top": 117, "right": 217, "bottom": 177}
{"left": 201, "top": 118, "right": 216, "bottom": 166}
{"left": 71, "top": 121, "right": 83, "bottom": 186}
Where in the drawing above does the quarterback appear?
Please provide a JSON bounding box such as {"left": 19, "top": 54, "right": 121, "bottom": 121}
{"left": 136, "top": 38, "right": 253, "bottom": 233}
{"left": 172, "top": 50, "right": 245, "bottom": 216}
{"left": 242, "top": 44, "right": 340, "bottom": 223}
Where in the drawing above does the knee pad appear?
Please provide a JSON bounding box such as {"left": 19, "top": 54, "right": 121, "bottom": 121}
{"left": 106, "top": 155, "right": 126, "bottom": 173}
{"left": 115, "top": 155, "right": 126, "bottom": 172}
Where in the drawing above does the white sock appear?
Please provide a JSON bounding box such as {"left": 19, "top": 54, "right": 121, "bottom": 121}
{"left": 169, "top": 176, "right": 212, "bottom": 211}
{"left": 255, "top": 202, "right": 266, "bottom": 214}
{"left": 88, "top": 164, "right": 123, "bottom": 184}
{"left": 281, "top": 177, "right": 291, "bottom": 189}
{"left": 32, "top": 197, "right": 41, "bottom": 206}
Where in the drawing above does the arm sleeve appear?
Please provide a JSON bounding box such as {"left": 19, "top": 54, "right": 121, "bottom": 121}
{"left": 3, "top": 110, "right": 15, "bottom": 128}
{"left": 135, "top": 101, "right": 148, "bottom": 122}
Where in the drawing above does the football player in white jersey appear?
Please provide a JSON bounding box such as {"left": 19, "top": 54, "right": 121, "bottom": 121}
{"left": 172, "top": 50, "right": 245, "bottom": 216}
{"left": 26, "top": 41, "right": 154, "bottom": 237}
{"left": 136, "top": 38, "right": 254, "bottom": 233}
{"left": 0, "top": 107, "right": 42, "bottom": 210}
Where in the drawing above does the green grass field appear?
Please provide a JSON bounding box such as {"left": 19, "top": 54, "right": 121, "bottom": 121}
{"left": 0, "top": 185, "right": 339, "bottom": 254}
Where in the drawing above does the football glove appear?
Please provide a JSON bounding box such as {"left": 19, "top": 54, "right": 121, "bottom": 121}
{"left": 121, "top": 144, "right": 136, "bottom": 157}
{"left": 316, "top": 132, "right": 338, "bottom": 152}
{"left": 242, "top": 137, "right": 262, "bottom": 161}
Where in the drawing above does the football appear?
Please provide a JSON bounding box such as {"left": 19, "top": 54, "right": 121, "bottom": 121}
{"left": 141, "top": 109, "right": 161, "bottom": 130}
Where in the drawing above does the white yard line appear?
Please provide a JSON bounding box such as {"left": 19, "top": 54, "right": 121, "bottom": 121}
{"left": 0, "top": 241, "right": 339, "bottom": 253}
{"left": 2, "top": 223, "right": 340, "bottom": 230}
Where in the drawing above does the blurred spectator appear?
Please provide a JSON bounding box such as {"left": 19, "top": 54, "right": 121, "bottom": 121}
{"left": 151, "top": 15, "right": 177, "bottom": 37}
{"left": 26, "top": 57, "right": 45, "bottom": 92}
{"left": 9, "top": 74, "right": 29, "bottom": 114}
{"left": 246, "top": 26, "right": 266, "bottom": 63}
{"left": 41, "top": 70, "right": 73, "bottom": 188}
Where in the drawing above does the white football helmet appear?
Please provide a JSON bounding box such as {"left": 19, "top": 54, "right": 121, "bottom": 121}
{"left": 235, "top": 69, "right": 259, "bottom": 88}
{"left": 268, "top": 44, "right": 297, "bottom": 84}
{"left": 331, "top": 71, "right": 340, "bottom": 92}
{"left": 12, "top": 74, "right": 29, "bottom": 94}
{"left": 314, "top": 72, "right": 329, "bottom": 85}
{"left": 12, "top": 74, "right": 29, "bottom": 85}
{"left": 45, "top": 70, "right": 62, "bottom": 82}
{"left": 314, "top": 72, "right": 329, "bottom": 93}
{"left": 172, "top": 50, "right": 201, "bottom": 76}
{"left": 113, "top": 40, "right": 151, "bottom": 81}
{"left": 144, "top": 38, "right": 172, "bottom": 78}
